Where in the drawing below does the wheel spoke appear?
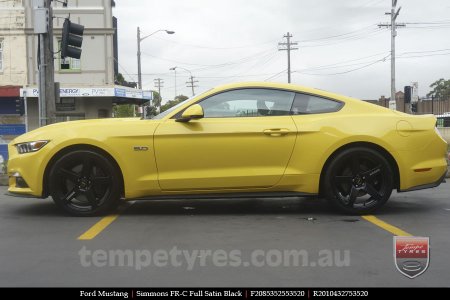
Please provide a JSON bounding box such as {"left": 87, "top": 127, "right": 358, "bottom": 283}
{"left": 362, "top": 165, "right": 382, "bottom": 179}
{"left": 351, "top": 157, "right": 360, "bottom": 175}
{"left": 81, "top": 158, "right": 93, "bottom": 178}
{"left": 348, "top": 186, "right": 359, "bottom": 207}
{"left": 335, "top": 175, "right": 353, "bottom": 184}
{"left": 92, "top": 176, "right": 110, "bottom": 186}
{"left": 85, "top": 189, "right": 98, "bottom": 208}
{"left": 59, "top": 168, "right": 79, "bottom": 182}
{"left": 365, "top": 182, "right": 382, "bottom": 201}
{"left": 63, "top": 189, "right": 78, "bottom": 203}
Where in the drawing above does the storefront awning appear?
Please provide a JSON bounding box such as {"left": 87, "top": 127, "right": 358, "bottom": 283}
{"left": 20, "top": 86, "right": 153, "bottom": 101}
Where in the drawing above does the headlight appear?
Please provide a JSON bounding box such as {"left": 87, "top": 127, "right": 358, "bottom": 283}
{"left": 15, "top": 140, "right": 49, "bottom": 154}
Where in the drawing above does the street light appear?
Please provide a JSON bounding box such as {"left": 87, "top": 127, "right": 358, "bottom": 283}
{"left": 137, "top": 27, "right": 174, "bottom": 118}
{"left": 170, "top": 66, "right": 196, "bottom": 97}
{"left": 137, "top": 28, "right": 175, "bottom": 90}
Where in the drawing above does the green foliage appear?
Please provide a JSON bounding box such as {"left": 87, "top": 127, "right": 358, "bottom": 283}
{"left": 427, "top": 78, "right": 450, "bottom": 99}
{"left": 175, "top": 95, "right": 189, "bottom": 102}
{"left": 113, "top": 104, "right": 135, "bottom": 118}
{"left": 160, "top": 95, "right": 189, "bottom": 112}
{"left": 116, "top": 73, "right": 125, "bottom": 85}
{"left": 152, "top": 91, "right": 162, "bottom": 108}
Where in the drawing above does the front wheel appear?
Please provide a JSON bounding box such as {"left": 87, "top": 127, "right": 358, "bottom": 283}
{"left": 323, "top": 147, "right": 394, "bottom": 215}
{"left": 49, "top": 150, "right": 121, "bottom": 216}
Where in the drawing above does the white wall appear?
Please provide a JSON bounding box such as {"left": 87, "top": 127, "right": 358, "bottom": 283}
{"left": 0, "top": 5, "right": 27, "bottom": 86}
{"left": 20, "top": 0, "right": 115, "bottom": 87}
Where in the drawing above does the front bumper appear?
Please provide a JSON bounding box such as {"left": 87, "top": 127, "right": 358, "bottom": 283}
{"left": 7, "top": 142, "right": 47, "bottom": 198}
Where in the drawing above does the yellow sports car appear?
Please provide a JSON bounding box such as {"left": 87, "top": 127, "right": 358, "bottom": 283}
{"left": 7, "top": 82, "right": 448, "bottom": 216}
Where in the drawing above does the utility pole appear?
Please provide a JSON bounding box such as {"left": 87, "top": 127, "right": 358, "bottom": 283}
{"left": 153, "top": 78, "right": 163, "bottom": 111}
{"left": 137, "top": 27, "right": 142, "bottom": 90}
{"left": 378, "top": 0, "right": 405, "bottom": 111}
{"left": 35, "top": 0, "right": 56, "bottom": 126}
{"left": 186, "top": 75, "right": 198, "bottom": 96}
{"left": 154, "top": 78, "right": 163, "bottom": 96}
{"left": 278, "top": 32, "right": 298, "bottom": 83}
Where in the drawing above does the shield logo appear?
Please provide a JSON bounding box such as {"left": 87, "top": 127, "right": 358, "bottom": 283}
{"left": 394, "top": 236, "right": 430, "bottom": 278}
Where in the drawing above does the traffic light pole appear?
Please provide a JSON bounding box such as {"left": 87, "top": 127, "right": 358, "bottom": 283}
{"left": 23, "top": 90, "right": 28, "bottom": 132}
{"left": 38, "top": 0, "right": 56, "bottom": 126}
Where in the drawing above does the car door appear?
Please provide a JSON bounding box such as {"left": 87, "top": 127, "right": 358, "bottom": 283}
{"left": 154, "top": 88, "right": 298, "bottom": 191}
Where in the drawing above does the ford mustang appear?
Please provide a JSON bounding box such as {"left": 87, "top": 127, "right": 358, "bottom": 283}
{"left": 7, "top": 82, "right": 448, "bottom": 216}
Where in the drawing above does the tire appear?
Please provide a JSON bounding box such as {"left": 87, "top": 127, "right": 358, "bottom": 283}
{"left": 323, "top": 147, "right": 394, "bottom": 215}
{"left": 48, "top": 149, "right": 121, "bottom": 216}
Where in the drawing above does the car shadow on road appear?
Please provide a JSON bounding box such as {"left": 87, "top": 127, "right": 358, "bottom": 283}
{"left": 123, "top": 197, "right": 338, "bottom": 216}
{"left": 6, "top": 199, "right": 68, "bottom": 217}
{"left": 6, "top": 196, "right": 436, "bottom": 218}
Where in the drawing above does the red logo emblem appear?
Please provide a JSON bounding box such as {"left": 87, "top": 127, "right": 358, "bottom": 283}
{"left": 394, "top": 236, "right": 430, "bottom": 278}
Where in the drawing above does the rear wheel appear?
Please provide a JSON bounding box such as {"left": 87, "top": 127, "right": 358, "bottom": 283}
{"left": 49, "top": 150, "right": 121, "bottom": 216}
{"left": 323, "top": 147, "right": 394, "bottom": 215}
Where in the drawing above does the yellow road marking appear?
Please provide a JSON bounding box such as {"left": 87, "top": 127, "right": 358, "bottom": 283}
{"left": 78, "top": 214, "right": 119, "bottom": 240}
{"left": 362, "top": 215, "right": 412, "bottom": 236}
{"left": 78, "top": 202, "right": 134, "bottom": 240}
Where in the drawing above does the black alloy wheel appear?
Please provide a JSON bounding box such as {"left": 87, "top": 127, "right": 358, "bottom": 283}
{"left": 49, "top": 150, "right": 121, "bottom": 216}
{"left": 323, "top": 147, "right": 394, "bottom": 214}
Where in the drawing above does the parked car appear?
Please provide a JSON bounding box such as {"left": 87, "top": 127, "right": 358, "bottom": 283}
{"left": 7, "top": 82, "right": 448, "bottom": 216}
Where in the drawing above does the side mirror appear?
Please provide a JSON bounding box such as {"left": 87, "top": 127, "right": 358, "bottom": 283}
{"left": 177, "top": 104, "right": 204, "bottom": 122}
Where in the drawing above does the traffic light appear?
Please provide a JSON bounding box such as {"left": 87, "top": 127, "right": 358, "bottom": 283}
{"left": 15, "top": 98, "right": 25, "bottom": 116}
{"left": 404, "top": 86, "right": 412, "bottom": 104}
{"left": 61, "top": 19, "right": 84, "bottom": 59}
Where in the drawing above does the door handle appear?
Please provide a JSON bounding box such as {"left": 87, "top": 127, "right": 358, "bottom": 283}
{"left": 263, "top": 129, "right": 290, "bottom": 137}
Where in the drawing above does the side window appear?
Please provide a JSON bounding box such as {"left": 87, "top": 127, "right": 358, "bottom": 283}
{"left": 291, "top": 93, "right": 343, "bottom": 115}
{"left": 200, "top": 89, "right": 295, "bottom": 118}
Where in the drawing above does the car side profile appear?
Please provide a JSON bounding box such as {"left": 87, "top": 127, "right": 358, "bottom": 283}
{"left": 7, "top": 82, "right": 448, "bottom": 216}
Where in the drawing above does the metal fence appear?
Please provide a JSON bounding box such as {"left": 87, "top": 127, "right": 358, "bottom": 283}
{"left": 415, "top": 94, "right": 450, "bottom": 116}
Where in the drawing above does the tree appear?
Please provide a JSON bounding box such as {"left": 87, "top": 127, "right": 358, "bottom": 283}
{"left": 152, "top": 91, "right": 162, "bottom": 108}
{"left": 115, "top": 72, "right": 137, "bottom": 88}
{"left": 160, "top": 95, "right": 189, "bottom": 112}
{"left": 175, "top": 95, "right": 189, "bottom": 102}
{"left": 113, "top": 104, "right": 134, "bottom": 117}
{"left": 427, "top": 78, "right": 450, "bottom": 99}
{"left": 115, "top": 72, "right": 125, "bottom": 85}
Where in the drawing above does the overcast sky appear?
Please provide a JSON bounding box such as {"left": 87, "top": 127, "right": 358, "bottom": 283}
{"left": 114, "top": 0, "right": 450, "bottom": 101}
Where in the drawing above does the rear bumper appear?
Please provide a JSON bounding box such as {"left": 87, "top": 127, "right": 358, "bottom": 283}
{"left": 399, "top": 170, "right": 447, "bottom": 192}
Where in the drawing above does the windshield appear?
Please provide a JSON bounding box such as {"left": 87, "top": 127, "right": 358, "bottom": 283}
{"left": 151, "top": 98, "right": 191, "bottom": 120}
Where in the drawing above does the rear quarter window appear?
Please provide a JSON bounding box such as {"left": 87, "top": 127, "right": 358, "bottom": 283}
{"left": 291, "top": 93, "right": 343, "bottom": 115}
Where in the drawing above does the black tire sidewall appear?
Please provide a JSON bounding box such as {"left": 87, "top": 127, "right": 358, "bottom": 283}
{"left": 323, "top": 147, "right": 394, "bottom": 215}
{"left": 49, "top": 150, "right": 121, "bottom": 216}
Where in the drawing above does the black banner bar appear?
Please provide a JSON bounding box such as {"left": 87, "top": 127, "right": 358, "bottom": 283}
{"left": 0, "top": 288, "right": 446, "bottom": 298}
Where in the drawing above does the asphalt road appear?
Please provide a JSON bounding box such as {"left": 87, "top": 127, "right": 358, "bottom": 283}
{"left": 0, "top": 184, "right": 449, "bottom": 287}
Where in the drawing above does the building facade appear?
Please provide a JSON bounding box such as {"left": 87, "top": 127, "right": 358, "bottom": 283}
{"left": 1, "top": 0, "right": 149, "bottom": 160}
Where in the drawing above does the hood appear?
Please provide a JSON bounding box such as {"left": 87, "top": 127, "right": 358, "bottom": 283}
{"left": 11, "top": 118, "right": 160, "bottom": 145}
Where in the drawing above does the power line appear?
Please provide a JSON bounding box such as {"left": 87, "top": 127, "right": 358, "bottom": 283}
{"left": 153, "top": 36, "right": 278, "bottom": 50}
{"left": 296, "top": 54, "right": 390, "bottom": 76}
{"left": 141, "top": 48, "right": 275, "bottom": 68}
{"left": 265, "top": 69, "right": 288, "bottom": 81}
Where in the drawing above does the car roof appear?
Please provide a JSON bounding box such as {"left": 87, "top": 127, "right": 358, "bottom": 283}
{"left": 209, "top": 82, "right": 354, "bottom": 102}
